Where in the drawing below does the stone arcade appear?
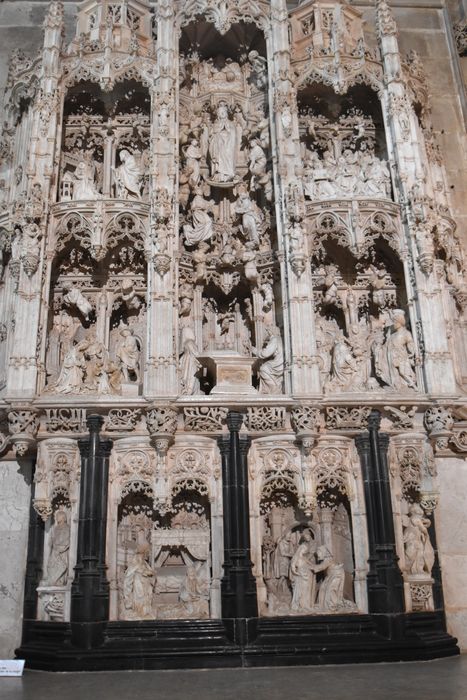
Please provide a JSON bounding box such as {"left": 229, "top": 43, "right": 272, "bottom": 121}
{"left": 0, "top": 0, "right": 466, "bottom": 670}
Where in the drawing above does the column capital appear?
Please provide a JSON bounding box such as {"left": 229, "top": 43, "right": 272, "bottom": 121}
{"left": 87, "top": 413, "right": 104, "bottom": 435}
{"left": 227, "top": 411, "right": 244, "bottom": 433}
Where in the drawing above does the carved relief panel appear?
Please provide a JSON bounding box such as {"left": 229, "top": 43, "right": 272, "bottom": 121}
{"left": 108, "top": 435, "right": 222, "bottom": 620}
{"left": 176, "top": 19, "right": 284, "bottom": 398}
{"left": 248, "top": 435, "right": 365, "bottom": 618}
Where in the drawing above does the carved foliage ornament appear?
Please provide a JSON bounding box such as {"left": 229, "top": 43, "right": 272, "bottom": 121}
{"left": 174, "top": 0, "right": 270, "bottom": 35}
{"left": 291, "top": 406, "right": 322, "bottom": 434}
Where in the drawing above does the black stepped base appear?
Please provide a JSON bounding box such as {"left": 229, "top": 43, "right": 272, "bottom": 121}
{"left": 17, "top": 611, "right": 459, "bottom": 671}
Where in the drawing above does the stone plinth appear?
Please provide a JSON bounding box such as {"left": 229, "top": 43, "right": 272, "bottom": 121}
{"left": 200, "top": 352, "right": 257, "bottom": 396}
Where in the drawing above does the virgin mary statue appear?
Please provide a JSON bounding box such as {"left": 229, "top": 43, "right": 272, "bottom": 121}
{"left": 208, "top": 101, "right": 237, "bottom": 182}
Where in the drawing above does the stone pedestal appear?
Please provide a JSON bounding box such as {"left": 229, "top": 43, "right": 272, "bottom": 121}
{"left": 201, "top": 352, "right": 257, "bottom": 396}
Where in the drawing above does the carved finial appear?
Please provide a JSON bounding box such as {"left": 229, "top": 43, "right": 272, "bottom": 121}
{"left": 44, "top": 1, "right": 64, "bottom": 29}
{"left": 368, "top": 409, "right": 382, "bottom": 432}
{"left": 226, "top": 411, "right": 244, "bottom": 433}
{"left": 375, "top": 0, "right": 398, "bottom": 39}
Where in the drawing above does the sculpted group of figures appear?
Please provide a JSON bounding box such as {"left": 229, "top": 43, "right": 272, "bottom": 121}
{"left": 39, "top": 501, "right": 435, "bottom": 622}
{"left": 262, "top": 509, "right": 357, "bottom": 616}
{"left": 316, "top": 307, "right": 418, "bottom": 393}
{"left": 53, "top": 325, "right": 140, "bottom": 395}
{"left": 46, "top": 284, "right": 141, "bottom": 394}
{"left": 61, "top": 149, "right": 145, "bottom": 201}
{"left": 403, "top": 503, "right": 435, "bottom": 577}
{"left": 303, "top": 143, "right": 391, "bottom": 201}
{"left": 121, "top": 547, "right": 209, "bottom": 621}
{"left": 119, "top": 510, "right": 210, "bottom": 621}
{"left": 176, "top": 51, "right": 286, "bottom": 396}
{"left": 300, "top": 110, "right": 392, "bottom": 201}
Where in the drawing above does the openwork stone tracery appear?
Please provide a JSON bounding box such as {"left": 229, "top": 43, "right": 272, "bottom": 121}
{"left": 0, "top": 0, "right": 465, "bottom": 629}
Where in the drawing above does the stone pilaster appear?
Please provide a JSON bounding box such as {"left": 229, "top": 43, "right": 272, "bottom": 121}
{"left": 269, "top": 0, "right": 321, "bottom": 396}
{"left": 145, "top": 0, "right": 178, "bottom": 397}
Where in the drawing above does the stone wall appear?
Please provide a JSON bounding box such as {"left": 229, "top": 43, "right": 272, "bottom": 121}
{"left": 436, "top": 455, "right": 467, "bottom": 651}
{"left": 0, "top": 459, "right": 32, "bottom": 659}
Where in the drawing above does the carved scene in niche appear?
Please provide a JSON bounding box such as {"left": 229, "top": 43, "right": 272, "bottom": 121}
{"left": 37, "top": 492, "right": 72, "bottom": 622}
{"left": 177, "top": 21, "right": 283, "bottom": 397}
{"left": 299, "top": 85, "right": 391, "bottom": 203}
{"left": 58, "top": 80, "right": 149, "bottom": 203}
{"left": 44, "top": 224, "right": 146, "bottom": 396}
{"left": 117, "top": 480, "right": 212, "bottom": 620}
{"left": 259, "top": 460, "right": 356, "bottom": 617}
{"left": 41, "top": 78, "right": 150, "bottom": 396}
{"left": 312, "top": 236, "right": 419, "bottom": 394}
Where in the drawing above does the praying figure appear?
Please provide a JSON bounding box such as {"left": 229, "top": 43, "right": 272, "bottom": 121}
{"left": 114, "top": 150, "right": 143, "bottom": 199}
{"left": 72, "top": 160, "right": 99, "bottom": 201}
{"left": 253, "top": 326, "right": 284, "bottom": 394}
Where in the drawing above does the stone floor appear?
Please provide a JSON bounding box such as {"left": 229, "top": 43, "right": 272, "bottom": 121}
{"left": 1, "top": 656, "right": 466, "bottom": 700}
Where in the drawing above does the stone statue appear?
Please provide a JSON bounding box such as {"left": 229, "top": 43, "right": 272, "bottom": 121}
{"left": 72, "top": 160, "right": 99, "bottom": 201}
{"left": 62, "top": 282, "right": 93, "bottom": 321}
{"left": 82, "top": 333, "right": 110, "bottom": 392}
{"left": 248, "top": 50, "right": 268, "bottom": 88}
{"left": 179, "top": 281, "right": 194, "bottom": 316}
{"left": 313, "top": 546, "right": 356, "bottom": 612}
{"left": 54, "top": 340, "right": 87, "bottom": 394}
{"left": 367, "top": 263, "right": 387, "bottom": 307}
{"left": 183, "top": 187, "right": 215, "bottom": 246}
{"left": 179, "top": 317, "right": 201, "bottom": 395}
{"left": 234, "top": 190, "right": 263, "bottom": 247}
{"left": 183, "top": 138, "right": 202, "bottom": 188}
{"left": 248, "top": 138, "right": 267, "bottom": 191}
{"left": 30, "top": 181, "right": 44, "bottom": 219}
{"left": 192, "top": 241, "right": 209, "bottom": 284}
{"left": 208, "top": 101, "right": 238, "bottom": 182}
{"left": 374, "top": 310, "right": 417, "bottom": 390}
{"left": 46, "top": 510, "right": 70, "bottom": 586}
{"left": 116, "top": 326, "right": 140, "bottom": 383}
{"left": 122, "top": 544, "right": 156, "bottom": 620}
{"left": 238, "top": 240, "right": 259, "bottom": 285}
{"left": 290, "top": 530, "right": 317, "bottom": 613}
{"left": 114, "top": 150, "right": 143, "bottom": 199}
{"left": 20, "top": 222, "right": 42, "bottom": 275}
{"left": 178, "top": 565, "right": 209, "bottom": 618}
{"left": 328, "top": 332, "right": 361, "bottom": 390}
{"left": 403, "top": 503, "right": 435, "bottom": 576}
{"left": 271, "top": 529, "right": 294, "bottom": 599}
{"left": 261, "top": 281, "right": 274, "bottom": 312}
{"left": 253, "top": 326, "right": 284, "bottom": 394}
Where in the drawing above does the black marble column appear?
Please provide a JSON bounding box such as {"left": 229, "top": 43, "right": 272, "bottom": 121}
{"left": 427, "top": 511, "right": 444, "bottom": 610}
{"left": 70, "top": 414, "right": 112, "bottom": 648}
{"left": 23, "top": 468, "right": 45, "bottom": 621}
{"left": 355, "top": 409, "right": 404, "bottom": 613}
{"left": 217, "top": 411, "right": 258, "bottom": 620}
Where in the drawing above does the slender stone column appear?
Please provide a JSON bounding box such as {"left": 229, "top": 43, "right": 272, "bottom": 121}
{"left": 355, "top": 410, "right": 404, "bottom": 613}
{"left": 23, "top": 479, "right": 45, "bottom": 621}
{"left": 217, "top": 412, "right": 257, "bottom": 619}
{"left": 70, "top": 415, "right": 112, "bottom": 648}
